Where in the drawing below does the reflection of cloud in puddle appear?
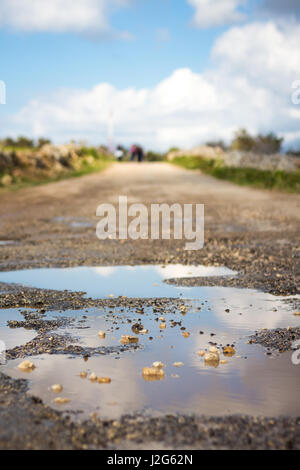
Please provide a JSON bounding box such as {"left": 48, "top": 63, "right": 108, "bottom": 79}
{"left": 187, "top": 352, "right": 300, "bottom": 417}
{"left": 154, "top": 265, "right": 236, "bottom": 279}
{"left": 207, "top": 287, "right": 300, "bottom": 331}
{"left": 92, "top": 264, "right": 236, "bottom": 282}
{"left": 0, "top": 326, "right": 36, "bottom": 349}
{"left": 7, "top": 354, "right": 147, "bottom": 419}
{"left": 93, "top": 267, "right": 116, "bottom": 277}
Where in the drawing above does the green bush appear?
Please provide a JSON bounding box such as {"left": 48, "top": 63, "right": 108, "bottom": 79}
{"left": 172, "top": 155, "right": 300, "bottom": 193}
{"left": 146, "top": 151, "right": 166, "bottom": 162}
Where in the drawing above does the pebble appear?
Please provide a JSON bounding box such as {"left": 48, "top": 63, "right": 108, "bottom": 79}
{"left": 18, "top": 360, "right": 36, "bottom": 372}
{"left": 121, "top": 335, "right": 139, "bottom": 344}
{"left": 54, "top": 397, "right": 70, "bottom": 404}
{"left": 89, "top": 372, "right": 97, "bottom": 382}
{"left": 51, "top": 384, "right": 63, "bottom": 393}
{"left": 142, "top": 367, "right": 165, "bottom": 379}
{"left": 97, "top": 377, "right": 111, "bottom": 384}
{"left": 197, "top": 350, "right": 206, "bottom": 357}
{"left": 98, "top": 331, "right": 106, "bottom": 339}
{"left": 223, "top": 346, "right": 236, "bottom": 356}
{"left": 152, "top": 361, "right": 165, "bottom": 369}
{"left": 204, "top": 351, "right": 220, "bottom": 366}
{"left": 173, "top": 362, "right": 184, "bottom": 367}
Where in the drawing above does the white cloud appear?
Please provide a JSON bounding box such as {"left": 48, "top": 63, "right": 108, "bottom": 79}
{"left": 0, "top": 0, "right": 131, "bottom": 37}
{"left": 212, "top": 21, "right": 300, "bottom": 90}
{"left": 8, "top": 21, "right": 300, "bottom": 150}
{"left": 188, "top": 0, "right": 246, "bottom": 28}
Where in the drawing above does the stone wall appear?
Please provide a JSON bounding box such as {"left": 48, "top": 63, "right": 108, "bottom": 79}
{"left": 0, "top": 144, "right": 100, "bottom": 186}
{"left": 167, "top": 146, "right": 300, "bottom": 172}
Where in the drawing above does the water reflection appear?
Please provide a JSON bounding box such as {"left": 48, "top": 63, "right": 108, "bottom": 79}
{"left": 0, "top": 265, "right": 237, "bottom": 298}
{"left": 1, "top": 287, "right": 299, "bottom": 419}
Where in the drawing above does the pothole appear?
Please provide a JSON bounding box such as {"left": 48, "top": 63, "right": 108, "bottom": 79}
{"left": 0, "top": 278, "right": 299, "bottom": 420}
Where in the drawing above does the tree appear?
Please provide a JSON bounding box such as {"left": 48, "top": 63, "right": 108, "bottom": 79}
{"left": 255, "top": 133, "right": 283, "bottom": 154}
{"left": 16, "top": 136, "right": 34, "bottom": 148}
{"left": 230, "top": 129, "right": 284, "bottom": 154}
{"left": 206, "top": 140, "right": 227, "bottom": 150}
{"left": 37, "top": 138, "right": 51, "bottom": 148}
{"left": 230, "top": 129, "right": 256, "bottom": 152}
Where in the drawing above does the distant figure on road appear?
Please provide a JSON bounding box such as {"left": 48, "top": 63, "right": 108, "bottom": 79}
{"left": 114, "top": 145, "right": 125, "bottom": 161}
{"left": 130, "top": 144, "right": 144, "bottom": 163}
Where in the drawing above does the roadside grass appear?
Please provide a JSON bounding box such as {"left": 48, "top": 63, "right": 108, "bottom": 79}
{"left": 0, "top": 153, "right": 111, "bottom": 192}
{"left": 171, "top": 155, "right": 300, "bottom": 193}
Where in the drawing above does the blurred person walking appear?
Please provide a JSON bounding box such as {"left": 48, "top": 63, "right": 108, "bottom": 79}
{"left": 130, "top": 144, "right": 144, "bottom": 162}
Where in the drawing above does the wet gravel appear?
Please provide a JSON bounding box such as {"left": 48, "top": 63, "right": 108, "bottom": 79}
{"left": 6, "top": 332, "right": 141, "bottom": 360}
{"left": 249, "top": 327, "right": 300, "bottom": 353}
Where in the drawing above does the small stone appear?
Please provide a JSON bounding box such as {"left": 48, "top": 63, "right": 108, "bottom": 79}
{"left": 223, "top": 346, "right": 236, "bottom": 356}
{"left": 98, "top": 331, "right": 106, "bottom": 339}
{"left": 97, "top": 377, "right": 111, "bottom": 384}
{"left": 197, "top": 350, "right": 206, "bottom": 357}
{"left": 54, "top": 397, "right": 70, "bottom": 404}
{"left": 18, "top": 360, "right": 35, "bottom": 372}
{"left": 209, "top": 346, "right": 219, "bottom": 353}
{"left": 89, "top": 372, "right": 97, "bottom": 382}
{"left": 182, "top": 332, "right": 190, "bottom": 338}
{"left": 159, "top": 323, "right": 166, "bottom": 330}
{"left": 294, "top": 312, "right": 300, "bottom": 316}
{"left": 173, "top": 362, "right": 184, "bottom": 367}
{"left": 142, "top": 367, "right": 165, "bottom": 381}
{"left": 79, "top": 371, "right": 87, "bottom": 378}
{"left": 51, "top": 384, "right": 63, "bottom": 393}
{"left": 204, "top": 352, "right": 220, "bottom": 367}
{"left": 220, "top": 360, "right": 228, "bottom": 365}
{"left": 152, "top": 361, "right": 165, "bottom": 369}
{"left": 121, "top": 335, "right": 139, "bottom": 344}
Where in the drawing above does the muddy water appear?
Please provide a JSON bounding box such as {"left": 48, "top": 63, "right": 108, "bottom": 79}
{"left": 0, "top": 265, "right": 299, "bottom": 420}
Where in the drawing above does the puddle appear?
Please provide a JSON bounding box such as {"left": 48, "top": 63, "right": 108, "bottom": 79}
{"left": 0, "top": 264, "right": 237, "bottom": 298}
{"left": 1, "top": 286, "right": 299, "bottom": 419}
{"left": 0, "top": 308, "right": 36, "bottom": 349}
{"left": 53, "top": 216, "right": 94, "bottom": 228}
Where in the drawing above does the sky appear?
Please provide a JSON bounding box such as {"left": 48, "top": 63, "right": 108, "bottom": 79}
{"left": 0, "top": 0, "right": 300, "bottom": 151}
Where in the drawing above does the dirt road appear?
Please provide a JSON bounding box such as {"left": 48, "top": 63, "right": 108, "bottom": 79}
{"left": 1, "top": 162, "right": 299, "bottom": 294}
{"left": 0, "top": 162, "right": 299, "bottom": 450}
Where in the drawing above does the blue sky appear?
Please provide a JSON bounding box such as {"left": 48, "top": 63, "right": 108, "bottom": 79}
{"left": 0, "top": 1, "right": 230, "bottom": 109}
{"left": 0, "top": 0, "right": 299, "bottom": 150}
